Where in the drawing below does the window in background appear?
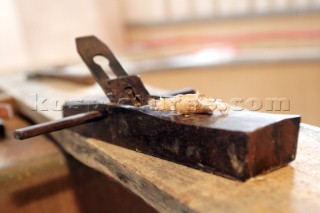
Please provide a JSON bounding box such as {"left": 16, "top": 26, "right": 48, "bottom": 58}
{"left": 124, "top": 0, "right": 320, "bottom": 24}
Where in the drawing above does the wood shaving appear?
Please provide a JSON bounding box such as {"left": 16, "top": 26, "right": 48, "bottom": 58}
{"left": 148, "top": 93, "right": 230, "bottom": 115}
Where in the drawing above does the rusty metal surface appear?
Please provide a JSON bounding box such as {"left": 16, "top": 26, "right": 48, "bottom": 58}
{"left": 14, "top": 111, "right": 105, "bottom": 140}
{"left": 76, "top": 36, "right": 128, "bottom": 81}
{"left": 76, "top": 36, "right": 150, "bottom": 107}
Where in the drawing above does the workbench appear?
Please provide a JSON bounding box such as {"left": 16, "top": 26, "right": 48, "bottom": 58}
{"left": 0, "top": 115, "right": 156, "bottom": 213}
{"left": 0, "top": 74, "right": 319, "bottom": 213}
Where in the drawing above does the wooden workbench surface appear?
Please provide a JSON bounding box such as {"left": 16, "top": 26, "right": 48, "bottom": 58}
{"left": 0, "top": 74, "right": 319, "bottom": 213}
{"left": 0, "top": 114, "right": 157, "bottom": 213}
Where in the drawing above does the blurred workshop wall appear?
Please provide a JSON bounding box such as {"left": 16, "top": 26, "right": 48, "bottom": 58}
{"left": 1, "top": 0, "right": 319, "bottom": 126}
{"left": 121, "top": 0, "right": 320, "bottom": 126}
{"left": 2, "top": 0, "right": 319, "bottom": 72}
{"left": 0, "top": 0, "right": 28, "bottom": 72}
{"left": 123, "top": 0, "right": 320, "bottom": 52}
{"left": 0, "top": 0, "right": 125, "bottom": 73}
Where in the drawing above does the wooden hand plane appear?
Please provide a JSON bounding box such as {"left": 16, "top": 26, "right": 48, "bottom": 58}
{"left": 14, "top": 36, "right": 300, "bottom": 181}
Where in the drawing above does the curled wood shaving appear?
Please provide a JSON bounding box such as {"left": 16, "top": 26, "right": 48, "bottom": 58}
{"left": 148, "top": 93, "right": 230, "bottom": 115}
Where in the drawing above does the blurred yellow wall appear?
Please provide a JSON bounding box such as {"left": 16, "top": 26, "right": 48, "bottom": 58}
{"left": 140, "top": 60, "right": 320, "bottom": 126}
{"left": 127, "top": 12, "right": 320, "bottom": 51}
{"left": 1, "top": 0, "right": 319, "bottom": 127}
{"left": 0, "top": 0, "right": 124, "bottom": 72}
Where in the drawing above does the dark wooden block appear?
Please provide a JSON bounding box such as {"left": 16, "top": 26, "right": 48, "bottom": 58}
{"left": 63, "top": 101, "right": 300, "bottom": 181}
{"left": 0, "top": 119, "right": 5, "bottom": 138}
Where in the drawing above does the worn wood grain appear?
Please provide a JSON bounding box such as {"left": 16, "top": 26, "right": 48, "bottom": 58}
{"left": 0, "top": 115, "right": 157, "bottom": 213}
{"left": 1, "top": 74, "right": 319, "bottom": 213}
{"left": 51, "top": 124, "right": 320, "bottom": 213}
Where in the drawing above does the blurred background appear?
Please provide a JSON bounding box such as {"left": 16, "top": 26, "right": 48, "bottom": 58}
{"left": 1, "top": 0, "right": 320, "bottom": 125}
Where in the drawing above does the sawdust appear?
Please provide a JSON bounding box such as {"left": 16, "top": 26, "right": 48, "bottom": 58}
{"left": 148, "top": 93, "right": 230, "bottom": 115}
